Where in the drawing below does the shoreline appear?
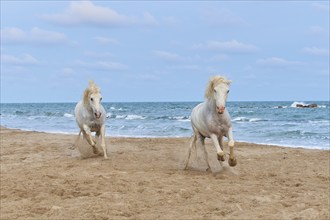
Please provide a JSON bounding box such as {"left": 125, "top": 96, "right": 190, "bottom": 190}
{"left": 1, "top": 125, "right": 328, "bottom": 151}
{"left": 1, "top": 126, "right": 329, "bottom": 219}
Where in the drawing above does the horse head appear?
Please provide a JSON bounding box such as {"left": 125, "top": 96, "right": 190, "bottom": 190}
{"left": 84, "top": 80, "right": 103, "bottom": 119}
{"left": 205, "top": 76, "right": 231, "bottom": 114}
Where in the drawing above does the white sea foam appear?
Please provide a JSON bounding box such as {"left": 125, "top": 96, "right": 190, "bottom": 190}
{"left": 115, "top": 115, "right": 126, "bottom": 119}
{"left": 290, "top": 101, "right": 324, "bottom": 108}
{"left": 249, "top": 118, "right": 264, "bottom": 122}
{"left": 125, "top": 115, "right": 146, "bottom": 120}
{"left": 170, "top": 116, "right": 191, "bottom": 122}
{"left": 233, "top": 117, "right": 248, "bottom": 122}
{"left": 291, "top": 101, "right": 306, "bottom": 108}
{"left": 64, "top": 113, "right": 74, "bottom": 118}
{"left": 233, "top": 117, "right": 266, "bottom": 122}
{"left": 110, "top": 107, "right": 123, "bottom": 111}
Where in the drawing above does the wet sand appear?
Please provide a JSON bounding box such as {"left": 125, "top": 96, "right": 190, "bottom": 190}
{"left": 0, "top": 127, "right": 329, "bottom": 219}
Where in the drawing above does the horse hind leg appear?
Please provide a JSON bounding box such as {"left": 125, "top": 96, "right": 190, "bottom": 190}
{"left": 200, "top": 137, "right": 212, "bottom": 172}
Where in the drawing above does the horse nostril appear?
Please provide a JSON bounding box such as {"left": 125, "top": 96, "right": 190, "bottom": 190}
{"left": 217, "top": 106, "right": 225, "bottom": 113}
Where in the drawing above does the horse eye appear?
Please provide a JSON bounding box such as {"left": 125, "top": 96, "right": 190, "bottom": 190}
{"left": 227, "top": 90, "right": 230, "bottom": 94}
{"left": 91, "top": 98, "right": 94, "bottom": 101}
{"left": 100, "top": 97, "right": 102, "bottom": 101}
{"left": 214, "top": 89, "right": 217, "bottom": 93}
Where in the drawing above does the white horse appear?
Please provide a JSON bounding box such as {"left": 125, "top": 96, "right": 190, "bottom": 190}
{"left": 74, "top": 80, "right": 108, "bottom": 159}
{"left": 184, "top": 76, "right": 237, "bottom": 171}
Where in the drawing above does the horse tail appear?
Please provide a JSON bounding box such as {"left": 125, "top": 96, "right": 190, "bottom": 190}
{"left": 190, "top": 133, "right": 198, "bottom": 161}
{"left": 184, "top": 133, "right": 197, "bottom": 170}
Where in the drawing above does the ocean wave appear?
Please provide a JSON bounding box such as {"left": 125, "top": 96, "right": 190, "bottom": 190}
{"left": 64, "top": 113, "right": 74, "bottom": 118}
{"left": 233, "top": 117, "right": 267, "bottom": 122}
{"left": 14, "top": 110, "right": 27, "bottom": 115}
{"left": 110, "top": 107, "right": 123, "bottom": 111}
{"left": 170, "top": 116, "right": 190, "bottom": 122}
{"left": 273, "top": 106, "right": 288, "bottom": 109}
{"left": 126, "top": 115, "right": 146, "bottom": 120}
{"left": 111, "top": 114, "right": 146, "bottom": 120}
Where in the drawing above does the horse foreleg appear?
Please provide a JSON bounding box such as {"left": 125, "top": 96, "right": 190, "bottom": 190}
{"left": 218, "top": 136, "right": 224, "bottom": 151}
{"left": 227, "top": 127, "right": 237, "bottom": 167}
{"left": 82, "top": 125, "right": 98, "bottom": 154}
{"left": 210, "top": 134, "right": 225, "bottom": 162}
{"left": 100, "top": 125, "right": 108, "bottom": 159}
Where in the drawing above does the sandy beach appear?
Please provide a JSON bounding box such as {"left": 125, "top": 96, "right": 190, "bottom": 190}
{"left": 0, "top": 126, "right": 329, "bottom": 219}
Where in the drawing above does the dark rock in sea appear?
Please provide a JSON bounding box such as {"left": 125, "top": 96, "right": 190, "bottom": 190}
{"left": 277, "top": 106, "right": 283, "bottom": 109}
{"left": 308, "top": 104, "right": 318, "bottom": 108}
{"left": 296, "top": 103, "right": 318, "bottom": 108}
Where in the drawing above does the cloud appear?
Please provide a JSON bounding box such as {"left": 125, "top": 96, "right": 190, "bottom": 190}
{"left": 201, "top": 8, "right": 246, "bottom": 27}
{"left": 312, "top": 3, "right": 329, "bottom": 12}
{"left": 193, "top": 40, "right": 258, "bottom": 54}
{"left": 139, "top": 74, "right": 160, "bottom": 81}
{"left": 302, "top": 47, "right": 329, "bottom": 56}
{"left": 307, "top": 26, "right": 328, "bottom": 37}
{"left": 74, "top": 60, "right": 128, "bottom": 71}
{"left": 210, "top": 54, "right": 230, "bottom": 61}
{"left": 257, "top": 57, "right": 304, "bottom": 68}
{"left": 83, "top": 51, "right": 113, "bottom": 58}
{"left": 61, "top": 68, "right": 76, "bottom": 77}
{"left": 153, "top": 50, "right": 188, "bottom": 63}
{"left": 1, "top": 54, "right": 39, "bottom": 65}
{"left": 94, "top": 36, "right": 119, "bottom": 45}
{"left": 162, "top": 16, "right": 179, "bottom": 26}
{"left": 169, "top": 65, "right": 201, "bottom": 70}
{"left": 1, "top": 27, "right": 69, "bottom": 45}
{"left": 42, "top": 1, "right": 157, "bottom": 27}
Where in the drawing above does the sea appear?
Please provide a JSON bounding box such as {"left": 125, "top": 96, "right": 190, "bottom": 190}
{"left": 0, "top": 101, "right": 329, "bottom": 150}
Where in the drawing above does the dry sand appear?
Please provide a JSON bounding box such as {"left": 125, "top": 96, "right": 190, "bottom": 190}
{"left": 0, "top": 126, "right": 329, "bottom": 219}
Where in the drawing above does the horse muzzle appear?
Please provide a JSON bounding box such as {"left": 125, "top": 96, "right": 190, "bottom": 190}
{"left": 216, "top": 106, "right": 225, "bottom": 114}
{"left": 94, "top": 112, "right": 102, "bottom": 119}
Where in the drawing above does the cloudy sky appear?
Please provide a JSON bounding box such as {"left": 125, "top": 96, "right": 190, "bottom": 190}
{"left": 1, "top": 1, "right": 329, "bottom": 103}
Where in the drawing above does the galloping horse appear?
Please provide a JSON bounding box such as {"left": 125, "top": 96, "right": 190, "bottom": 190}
{"left": 184, "top": 76, "right": 237, "bottom": 170}
{"left": 75, "top": 80, "right": 108, "bottom": 159}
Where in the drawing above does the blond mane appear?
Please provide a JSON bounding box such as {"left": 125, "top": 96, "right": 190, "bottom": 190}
{"left": 83, "top": 80, "right": 101, "bottom": 105}
{"left": 205, "top": 76, "right": 232, "bottom": 99}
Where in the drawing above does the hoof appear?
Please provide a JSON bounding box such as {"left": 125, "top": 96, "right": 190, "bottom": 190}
{"left": 217, "top": 153, "right": 225, "bottom": 161}
{"left": 92, "top": 146, "right": 99, "bottom": 154}
{"left": 228, "top": 157, "right": 237, "bottom": 167}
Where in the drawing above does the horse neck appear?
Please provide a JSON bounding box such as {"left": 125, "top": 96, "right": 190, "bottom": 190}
{"left": 206, "top": 98, "right": 216, "bottom": 110}
{"left": 206, "top": 98, "right": 225, "bottom": 119}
